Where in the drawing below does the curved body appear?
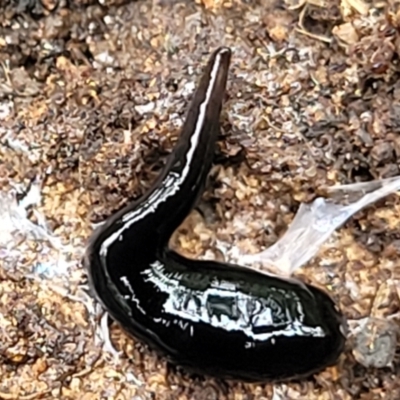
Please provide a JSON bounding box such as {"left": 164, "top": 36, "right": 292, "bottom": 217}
{"left": 85, "top": 47, "right": 346, "bottom": 382}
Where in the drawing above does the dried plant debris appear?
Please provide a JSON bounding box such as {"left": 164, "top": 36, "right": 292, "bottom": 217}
{"left": 2, "top": 0, "right": 400, "bottom": 399}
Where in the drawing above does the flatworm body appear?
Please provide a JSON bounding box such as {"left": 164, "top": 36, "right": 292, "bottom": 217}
{"left": 85, "top": 47, "right": 346, "bottom": 382}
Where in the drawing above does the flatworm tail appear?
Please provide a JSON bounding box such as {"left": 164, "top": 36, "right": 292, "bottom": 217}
{"left": 155, "top": 46, "right": 231, "bottom": 239}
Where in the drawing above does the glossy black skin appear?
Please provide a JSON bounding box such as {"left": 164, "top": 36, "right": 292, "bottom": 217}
{"left": 85, "top": 47, "right": 346, "bottom": 382}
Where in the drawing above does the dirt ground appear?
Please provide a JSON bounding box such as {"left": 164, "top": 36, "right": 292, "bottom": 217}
{"left": 1, "top": 0, "right": 400, "bottom": 399}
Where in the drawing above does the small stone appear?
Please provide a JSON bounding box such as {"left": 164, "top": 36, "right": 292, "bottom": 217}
{"left": 353, "top": 317, "right": 398, "bottom": 368}
{"left": 371, "top": 142, "right": 394, "bottom": 164}
{"left": 332, "top": 22, "right": 359, "bottom": 45}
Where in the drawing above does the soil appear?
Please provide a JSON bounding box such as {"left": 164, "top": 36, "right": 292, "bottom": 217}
{"left": 1, "top": 0, "right": 400, "bottom": 399}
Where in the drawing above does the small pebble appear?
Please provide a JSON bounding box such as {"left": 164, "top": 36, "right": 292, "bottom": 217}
{"left": 352, "top": 317, "right": 398, "bottom": 368}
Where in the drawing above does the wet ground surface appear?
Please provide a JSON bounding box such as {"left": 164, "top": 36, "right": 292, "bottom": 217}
{"left": 1, "top": 0, "right": 400, "bottom": 399}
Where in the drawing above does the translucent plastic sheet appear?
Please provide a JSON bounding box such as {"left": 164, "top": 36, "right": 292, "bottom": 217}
{"left": 0, "top": 179, "right": 72, "bottom": 278}
{"left": 1, "top": 180, "right": 52, "bottom": 243}
{"left": 239, "top": 176, "right": 400, "bottom": 276}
